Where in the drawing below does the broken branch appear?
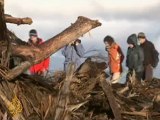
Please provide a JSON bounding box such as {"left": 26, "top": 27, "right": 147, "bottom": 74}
{"left": 5, "top": 14, "right": 33, "bottom": 25}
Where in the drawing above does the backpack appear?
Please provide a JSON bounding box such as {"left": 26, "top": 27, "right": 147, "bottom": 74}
{"left": 152, "top": 49, "right": 159, "bottom": 68}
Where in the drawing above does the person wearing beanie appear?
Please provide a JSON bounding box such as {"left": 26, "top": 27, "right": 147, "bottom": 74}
{"left": 28, "top": 29, "right": 50, "bottom": 76}
{"left": 138, "top": 32, "right": 158, "bottom": 83}
{"left": 103, "top": 35, "right": 124, "bottom": 84}
{"left": 126, "top": 34, "right": 144, "bottom": 86}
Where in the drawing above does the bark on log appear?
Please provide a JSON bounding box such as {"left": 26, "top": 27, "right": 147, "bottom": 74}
{"left": 54, "top": 64, "right": 75, "bottom": 120}
{"left": 0, "top": 1, "right": 7, "bottom": 40}
{"left": 122, "top": 111, "right": 160, "bottom": 119}
{"left": 0, "top": 0, "right": 4, "bottom": 7}
{"left": 0, "top": 0, "right": 11, "bottom": 67}
{"left": 99, "top": 73, "right": 122, "bottom": 120}
{"left": 39, "top": 16, "right": 101, "bottom": 62}
{"left": 5, "top": 16, "right": 101, "bottom": 81}
{"left": 5, "top": 14, "right": 33, "bottom": 25}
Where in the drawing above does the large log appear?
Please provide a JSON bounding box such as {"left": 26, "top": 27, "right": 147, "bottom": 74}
{"left": 5, "top": 16, "right": 101, "bottom": 80}
{"left": 99, "top": 73, "right": 122, "bottom": 120}
{"left": 0, "top": 0, "right": 11, "bottom": 67}
{"left": 0, "top": 0, "right": 7, "bottom": 40}
{"left": 54, "top": 64, "right": 75, "bottom": 120}
{"left": 12, "top": 16, "right": 101, "bottom": 63}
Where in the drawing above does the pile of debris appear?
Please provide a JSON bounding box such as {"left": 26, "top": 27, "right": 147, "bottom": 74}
{"left": 1, "top": 1, "right": 160, "bottom": 120}
{"left": 0, "top": 59, "right": 160, "bottom": 120}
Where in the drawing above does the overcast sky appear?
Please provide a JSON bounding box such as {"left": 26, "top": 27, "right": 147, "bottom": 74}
{"left": 4, "top": 0, "right": 160, "bottom": 75}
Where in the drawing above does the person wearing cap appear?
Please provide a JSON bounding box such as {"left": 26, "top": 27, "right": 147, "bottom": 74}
{"left": 138, "top": 32, "right": 156, "bottom": 82}
{"left": 62, "top": 39, "right": 85, "bottom": 71}
{"left": 103, "top": 35, "right": 124, "bottom": 84}
{"left": 28, "top": 29, "right": 50, "bottom": 76}
{"left": 126, "top": 34, "right": 144, "bottom": 85}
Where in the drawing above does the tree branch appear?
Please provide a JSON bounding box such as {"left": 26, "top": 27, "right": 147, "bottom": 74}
{"left": 5, "top": 14, "right": 33, "bottom": 25}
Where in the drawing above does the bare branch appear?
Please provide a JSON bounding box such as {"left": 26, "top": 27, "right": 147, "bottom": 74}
{"left": 5, "top": 14, "right": 33, "bottom": 25}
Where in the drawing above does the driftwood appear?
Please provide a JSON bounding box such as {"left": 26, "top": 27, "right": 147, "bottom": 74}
{"left": 5, "top": 16, "right": 101, "bottom": 81}
{"left": 0, "top": 0, "right": 10, "bottom": 68}
{"left": 5, "top": 14, "right": 32, "bottom": 25}
{"left": 0, "top": 0, "right": 6, "bottom": 40}
{"left": 122, "top": 111, "right": 157, "bottom": 118}
{"left": 1, "top": 1, "right": 160, "bottom": 120}
{"left": 54, "top": 64, "right": 75, "bottom": 120}
{"left": 0, "top": 57, "right": 160, "bottom": 120}
{"left": 99, "top": 73, "right": 121, "bottom": 120}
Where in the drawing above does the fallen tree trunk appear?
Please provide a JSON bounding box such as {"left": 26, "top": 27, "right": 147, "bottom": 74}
{"left": 99, "top": 73, "right": 122, "bottom": 120}
{"left": 4, "top": 16, "right": 101, "bottom": 81}
{"left": 11, "top": 16, "right": 101, "bottom": 63}
{"left": 54, "top": 64, "right": 75, "bottom": 120}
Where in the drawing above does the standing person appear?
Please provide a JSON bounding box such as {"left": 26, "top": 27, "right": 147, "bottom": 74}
{"left": 126, "top": 34, "right": 144, "bottom": 85}
{"left": 28, "top": 29, "right": 50, "bottom": 76}
{"left": 103, "top": 35, "right": 124, "bottom": 83}
{"left": 138, "top": 32, "right": 158, "bottom": 82}
{"left": 62, "top": 39, "right": 85, "bottom": 71}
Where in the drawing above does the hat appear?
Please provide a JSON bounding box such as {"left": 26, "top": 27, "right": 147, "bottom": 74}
{"left": 29, "top": 29, "right": 37, "bottom": 36}
{"left": 75, "top": 39, "right": 81, "bottom": 43}
{"left": 103, "top": 35, "right": 114, "bottom": 45}
{"left": 138, "top": 32, "right": 145, "bottom": 38}
{"left": 127, "top": 34, "right": 137, "bottom": 45}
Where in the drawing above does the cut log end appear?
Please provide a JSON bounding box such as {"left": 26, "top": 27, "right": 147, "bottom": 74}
{"left": 5, "top": 15, "right": 33, "bottom": 25}
{"left": 77, "top": 16, "right": 102, "bottom": 28}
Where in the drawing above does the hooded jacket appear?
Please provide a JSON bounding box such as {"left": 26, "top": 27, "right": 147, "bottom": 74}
{"left": 126, "top": 34, "right": 144, "bottom": 72}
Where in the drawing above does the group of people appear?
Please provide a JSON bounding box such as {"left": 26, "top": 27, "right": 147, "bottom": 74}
{"left": 28, "top": 29, "right": 85, "bottom": 76}
{"left": 104, "top": 32, "right": 159, "bottom": 85}
{"left": 28, "top": 29, "right": 159, "bottom": 86}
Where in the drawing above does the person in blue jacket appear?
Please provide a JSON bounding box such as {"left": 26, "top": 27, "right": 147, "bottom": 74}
{"left": 62, "top": 39, "right": 85, "bottom": 71}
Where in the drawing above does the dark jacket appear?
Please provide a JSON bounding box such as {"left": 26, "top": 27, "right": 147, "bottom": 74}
{"left": 126, "top": 34, "right": 144, "bottom": 72}
{"left": 140, "top": 40, "right": 155, "bottom": 66}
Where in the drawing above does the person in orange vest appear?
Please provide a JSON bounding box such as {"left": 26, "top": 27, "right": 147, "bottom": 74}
{"left": 28, "top": 29, "right": 50, "bottom": 76}
{"left": 103, "top": 35, "right": 124, "bottom": 83}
